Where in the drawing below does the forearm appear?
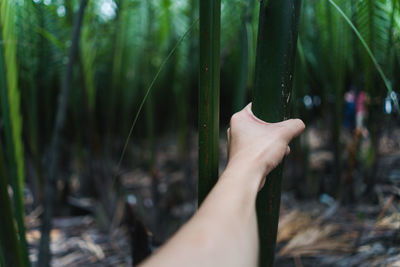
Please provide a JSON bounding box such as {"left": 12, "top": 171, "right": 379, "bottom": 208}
{"left": 140, "top": 164, "right": 263, "bottom": 267}
{"left": 139, "top": 104, "right": 305, "bottom": 267}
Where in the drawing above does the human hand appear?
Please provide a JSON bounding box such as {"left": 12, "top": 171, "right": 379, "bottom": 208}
{"left": 226, "top": 103, "right": 305, "bottom": 189}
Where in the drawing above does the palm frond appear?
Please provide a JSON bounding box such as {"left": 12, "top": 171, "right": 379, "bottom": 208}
{"left": 329, "top": 0, "right": 399, "bottom": 110}
{"left": 355, "top": 0, "right": 393, "bottom": 93}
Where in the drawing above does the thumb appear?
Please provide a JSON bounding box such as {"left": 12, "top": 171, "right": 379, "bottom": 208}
{"left": 277, "top": 119, "right": 306, "bottom": 142}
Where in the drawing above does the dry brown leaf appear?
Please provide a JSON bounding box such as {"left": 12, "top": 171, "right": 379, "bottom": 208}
{"left": 278, "top": 210, "right": 313, "bottom": 243}
{"left": 279, "top": 227, "right": 358, "bottom": 257}
{"left": 376, "top": 213, "right": 400, "bottom": 229}
{"left": 279, "top": 225, "right": 336, "bottom": 256}
{"left": 26, "top": 229, "right": 41, "bottom": 243}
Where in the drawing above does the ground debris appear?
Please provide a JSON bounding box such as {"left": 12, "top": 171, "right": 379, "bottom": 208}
{"left": 276, "top": 194, "right": 400, "bottom": 267}
{"left": 28, "top": 216, "right": 131, "bottom": 267}
{"left": 26, "top": 130, "right": 400, "bottom": 266}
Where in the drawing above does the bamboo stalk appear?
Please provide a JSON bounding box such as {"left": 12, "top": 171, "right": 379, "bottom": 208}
{"left": 0, "top": 143, "right": 24, "bottom": 267}
{"left": 38, "top": 1, "right": 88, "bottom": 266}
{"left": 108, "top": 0, "right": 127, "bottom": 135}
{"left": 0, "top": 1, "right": 30, "bottom": 265}
{"left": 252, "top": 1, "right": 301, "bottom": 266}
{"left": 198, "top": 0, "right": 220, "bottom": 205}
{"left": 234, "top": 0, "right": 255, "bottom": 112}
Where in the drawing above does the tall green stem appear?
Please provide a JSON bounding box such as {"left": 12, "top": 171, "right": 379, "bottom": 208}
{"left": 38, "top": 1, "right": 88, "bottom": 266}
{"left": 198, "top": 0, "right": 220, "bottom": 205}
{"left": 0, "top": 143, "right": 24, "bottom": 267}
{"left": 0, "top": 1, "right": 30, "bottom": 265}
{"left": 234, "top": 0, "right": 255, "bottom": 112}
{"left": 252, "top": 1, "right": 301, "bottom": 266}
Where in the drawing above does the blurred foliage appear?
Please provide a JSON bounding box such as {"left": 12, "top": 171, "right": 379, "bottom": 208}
{"left": 3, "top": 0, "right": 397, "bottom": 158}
{"left": 0, "top": 0, "right": 399, "bottom": 264}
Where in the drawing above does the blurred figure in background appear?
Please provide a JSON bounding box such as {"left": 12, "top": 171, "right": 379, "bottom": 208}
{"left": 356, "top": 90, "right": 369, "bottom": 137}
{"left": 344, "top": 89, "right": 356, "bottom": 130}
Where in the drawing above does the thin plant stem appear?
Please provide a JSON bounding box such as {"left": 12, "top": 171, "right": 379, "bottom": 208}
{"left": 111, "top": 18, "right": 199, "bottom": 189}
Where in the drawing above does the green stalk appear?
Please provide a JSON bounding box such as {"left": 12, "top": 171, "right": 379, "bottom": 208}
{"left": 143, "top": 0, "right": 158, "bottom": 233}
{"left": 234, "top": 0, "right": 255, "bottom": 112}
{"left": 252, "top": 1, "right": 301, "bottom": 266}
{"left": 0, "top": 1, "right": 30, "bottom": 265}
{"left": 81, "top": 1, "right": 97, "bottom": 112}
{"left": 38, "top": 1, "right": 88, "bottom": 266}
{"left": 18, "top": 0, "right": 44, "bottom": 205}
{"left": 145, "top": 0, "right": 155, "bottom": 168}
{"left": 325, "top": 0, "right": 347, "bottom": 199}
{"left": 198, "top": 0, "right": 220, "bottom": 205}
{"left": 0, "top": 143, "right": 24, "bottom": 267}
{"left": 18, "top": 0, "right": 40, "bottom": 159}
{"left": 108, "top": 0, "right": 128, "bottom": 134}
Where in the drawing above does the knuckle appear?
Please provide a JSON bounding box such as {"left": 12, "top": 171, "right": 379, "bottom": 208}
{"left": 230, "top": 112, "right": 241, "bottom": 125}
{"left": 298, "top": 119, "right": 306, "bottom": 130}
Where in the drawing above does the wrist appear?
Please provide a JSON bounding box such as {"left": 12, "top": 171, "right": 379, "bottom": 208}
{"left": 222, "top": 157, "right": 265, "bottom": 194}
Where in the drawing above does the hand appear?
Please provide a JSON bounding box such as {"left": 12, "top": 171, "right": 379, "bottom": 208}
{"left": 227, "top": 103, "right": 305, "bottom": 189}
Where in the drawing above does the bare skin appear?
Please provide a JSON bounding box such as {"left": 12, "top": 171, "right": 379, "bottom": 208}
{"left": 140, "top": 103, "right": 305, "bottom": 267}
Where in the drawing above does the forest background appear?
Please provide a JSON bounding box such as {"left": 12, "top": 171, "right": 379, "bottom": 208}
{"left": 0, "top": 0, "right": 400, "bottom": 266}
